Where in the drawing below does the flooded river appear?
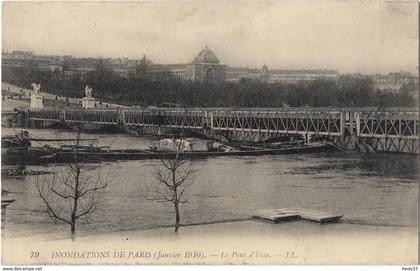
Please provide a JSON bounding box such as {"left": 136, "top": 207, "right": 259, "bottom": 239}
{"left": 2, "top": 128, "right": 418, "bottom": 240}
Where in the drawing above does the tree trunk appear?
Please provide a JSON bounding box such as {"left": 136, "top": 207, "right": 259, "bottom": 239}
{"left": 70, "top": 221, "right": 75, "bottom": 241}
{"left": 174, "top": 202, "right": 180, "bottom": 233}
{"left": 172, "top": 167, "right": 180, "bottom": 233}
{"left": 70, "top": 131, "right": 80, "bottom": 241}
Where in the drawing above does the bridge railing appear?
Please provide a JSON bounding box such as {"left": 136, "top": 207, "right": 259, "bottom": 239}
{"left": 210, "top": 110, "right": 343, "bottom": 136}
{"left": 64, "top": 109, "right": 120, "bottom": 124}
{"left": 27, "top": 108, "right": 61, "bottom": 121}
{"left": 123, "top": 109, "right": 204, "bottom": 129}
{"left": 129, "top": 106, "right": 418, "bottom": 113}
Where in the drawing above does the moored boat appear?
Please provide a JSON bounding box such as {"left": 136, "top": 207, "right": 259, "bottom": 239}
{"left": 2, "top": 130, "right": 31, "bottom": 148}
{"left": 9, "top": 142, "right": 335, "bottom": 165}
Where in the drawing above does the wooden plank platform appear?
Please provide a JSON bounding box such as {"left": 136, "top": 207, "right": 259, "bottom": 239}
{"left": 252, "top": 209, "right": 301, "bottom": 223}
{"left": 253, "top": 208, "right": 343, "bottom": 223}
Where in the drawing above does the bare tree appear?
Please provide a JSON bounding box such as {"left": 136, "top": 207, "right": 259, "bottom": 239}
{"left": 153, "top": 134, "right": 195, "bottom": 233}
{"left": 35, "top": 130, "right": 112, "bottom": 240}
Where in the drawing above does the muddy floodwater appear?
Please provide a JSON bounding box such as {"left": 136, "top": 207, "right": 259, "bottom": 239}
{"left": 2, "top": 128, "right": 418, "bottom": 240}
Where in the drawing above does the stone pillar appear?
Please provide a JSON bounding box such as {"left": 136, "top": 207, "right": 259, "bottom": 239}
{"left": 83, "top": 85, "right": 96, "bottom": 109}
{"left": 30, "top": 93, "right": 44, "bottom": 109}
{"left": 82, "top": 97, "right": 96, "bottom": 109}
{"left": 305, "top": 133, "right": 311, "bottom": 144}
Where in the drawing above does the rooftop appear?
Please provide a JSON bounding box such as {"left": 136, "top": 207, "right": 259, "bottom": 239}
{"left": 192, "top": 46, "right": 220, "bottom": 64}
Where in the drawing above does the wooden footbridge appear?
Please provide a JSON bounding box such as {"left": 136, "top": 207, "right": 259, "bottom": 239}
{"left": 25, "top": 107, "right": 418, "bottom": 154}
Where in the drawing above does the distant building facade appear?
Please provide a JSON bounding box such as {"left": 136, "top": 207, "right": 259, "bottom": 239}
{"left": 266, "top": 69, "right": 339, "bottom": 84}
{"left": 225, "top": 66, "right": 265, "bottom": 82}
{"left": 373, "top": 72, "right": 418, "bottom": 92}
{"left": 226, "top": 64, "right": 339, "bottom": 84}
{"left": 2, "top": 50, "right": 35, "bottom": 68}
{"left": 2, "top": 47, "right": 336, "bottom": 84}
{"left": 152, "top": 46, "right": 338, "bottom": 84}
{"left": 62, "top": 57, "right": 96, "bottom": 80}
{"left": 3, "top": 50, "right": 35, "bottom": 59}
{"left": 339, "top": 73, "right": 373, "bottom": 85}
{"left": 3, "top": 48, "right": 417, "bottom": 89}
{"left": 2, "top": 50, "right": 63, "bottom": 73}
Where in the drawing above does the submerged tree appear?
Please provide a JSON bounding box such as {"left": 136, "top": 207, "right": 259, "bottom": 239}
{"left": 35, "top": 130, "right": 112, "bottom": 240}
{"left": 153, "top": 135, "right": 195, "bottom": 233}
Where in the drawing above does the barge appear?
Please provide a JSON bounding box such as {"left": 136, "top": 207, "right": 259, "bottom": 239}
{"left": 1, "top": 131, "right": 336, "bottom": 165}
{"left": 7, "top": 143, "right": 334, "bottom": 165}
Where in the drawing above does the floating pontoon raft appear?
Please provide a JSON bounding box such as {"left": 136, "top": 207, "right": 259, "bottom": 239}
{"left": 253, "top": 207, "right": 343, "bottom": 223}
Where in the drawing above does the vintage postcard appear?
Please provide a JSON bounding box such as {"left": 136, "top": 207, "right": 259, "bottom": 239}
{"left": 1, "top": 0, "right": 418, "bottom": 267}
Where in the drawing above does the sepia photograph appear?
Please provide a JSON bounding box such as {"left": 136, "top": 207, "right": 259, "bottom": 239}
{"left": 1, "top": 0, "right": 418, "bottom": 267}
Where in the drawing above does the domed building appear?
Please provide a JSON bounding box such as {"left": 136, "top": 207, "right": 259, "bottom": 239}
{"left": 157, "top": 46, "right": 225, "bottom": 82}
{"left": 186, "top": 46, "right": 225, "bottom": 82}
{"left": 193, "top": 46, "right": 220, "bottom": 64}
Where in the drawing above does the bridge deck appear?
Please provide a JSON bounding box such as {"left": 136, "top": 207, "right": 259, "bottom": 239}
{"left": 25, "top": 107, "right": 419, "bottom": 153}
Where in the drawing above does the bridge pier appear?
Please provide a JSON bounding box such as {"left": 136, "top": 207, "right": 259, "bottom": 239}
{"left": 305, "top": 134, "right": 311, "bottom": 144}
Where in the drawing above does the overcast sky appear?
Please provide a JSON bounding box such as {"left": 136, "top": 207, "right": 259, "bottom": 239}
{"left": 3, "top": 1, "right": 418, "bottom": 74}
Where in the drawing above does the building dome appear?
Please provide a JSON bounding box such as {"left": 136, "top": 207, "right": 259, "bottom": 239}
{"left": 192, "top": 46, "right": 220, "bottom": 64}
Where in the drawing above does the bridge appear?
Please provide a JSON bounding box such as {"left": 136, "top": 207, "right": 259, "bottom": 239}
{"left": 25, "top": 107, "right": 418, "bottom": 154}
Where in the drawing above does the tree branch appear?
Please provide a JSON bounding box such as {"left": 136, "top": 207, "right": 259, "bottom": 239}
{"left": 157, "top": 190, "right": 174, "bottom": 203}
{"left": 159, "top": 159, "right": 172, "bottom": 171}
{"left": 77, "top": 183, "right": 108, "bottom": 198}
{"left": 177, "top": 187, "right": 186, "bottom": 203}
{"left": 154, "top": 168, "right": 173, "bottom": 189}
{"left": 35, "top": 177, "right": 71, "bottom": 225}
{"left": 50, "top": 187, "right": 75, "bottom": 200}
{"left": 74, "top": 196, "right": 98, "bottom": 219}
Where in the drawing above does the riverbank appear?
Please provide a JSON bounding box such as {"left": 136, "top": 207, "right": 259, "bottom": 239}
{"left": 2, "top": 219, "right": 417, "bottom": 265}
